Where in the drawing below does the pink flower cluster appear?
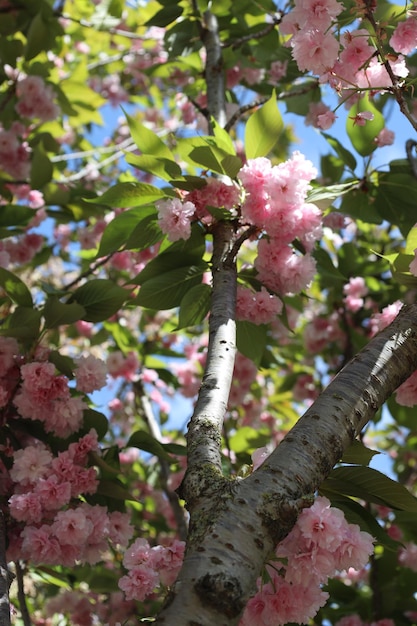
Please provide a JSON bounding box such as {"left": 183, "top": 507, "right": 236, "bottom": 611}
{"left": 155, "top": 197, "right": 196, "bottom": 242}
{"left": 119, "top": 537, "right": 185, "bottom": 601}
{"left": 238, "top": 152, "right": 321, "bottom": 296}
{"left": 240, "top": 496, "right": 374, "bottom": 626}
{"left": 13, "top": 361, "right": 86, "bottom": 438}
{"left": 15, "top": 75, "right": 60, "bottom": 122}
{"left": 185, "top": 177, "right": 240, "bottom": 223}
{"left": 236, "top": 286, "right": 283, "bottom": 325}
{"left": 281, "top": 0, "right": 410, "bottom": 100}
{"left": 107, "top": 350, "right": 139, "bottom": 381}
{"left": 395, "top": 369, "right": 417, "bottom": 407}
{"left": 343, "top": 276, "right": 369, "bottom": 313}
{"left": 7, "top": 430, "right": 133, "bottom": 566}
{"left": 0, "top": 126, "right": 31, "bottom": 179}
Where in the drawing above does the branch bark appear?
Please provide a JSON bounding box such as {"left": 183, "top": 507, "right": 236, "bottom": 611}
{"left": 0, "top": 512, "right": 11, "bottom": 626}
{"left": 156, "top": 303, "right": 417, "bottom": 625}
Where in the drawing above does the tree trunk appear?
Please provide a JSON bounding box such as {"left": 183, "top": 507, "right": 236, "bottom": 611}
{"left": 156, "top": 303, "right": 417, "bottom": 625}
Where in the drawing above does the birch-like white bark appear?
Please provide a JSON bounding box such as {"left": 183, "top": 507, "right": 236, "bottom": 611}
{"left": 156, "top": 304, "right": 417, "bottom": 625}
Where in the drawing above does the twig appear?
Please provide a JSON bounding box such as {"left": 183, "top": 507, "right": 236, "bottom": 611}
{"left": 55, "top": 141, "right": 138, "bottom": 184}
{"left": 15, "top": 561, "right": 32, "bottom": 626}
{"left": 63, "top": 254, "right": 114, "bottom": 291}
{"left": 134, "top": 381, "right": 188, "bottom": 541}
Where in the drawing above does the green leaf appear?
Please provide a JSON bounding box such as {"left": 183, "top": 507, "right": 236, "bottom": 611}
{"left": 146, "top": 3, "right": 183, "bottom": 27}
{"left": 82, "top": 409, "right": 108, "bottom": 440}
{"left": 314, "top": 247, "right": 346, "bottom": 286}
{"left": 346, "top": 93, "right": 385, "bottom": 157}
{"left": 245, "top": 91, "right": 283, "bottom": 159}
{"left": 25, "top": 13, "right": 49, "bottom": 60}
{"left": 0, "top": 267, "right": 33, "bottom": 307}
{"left": 307, "top": 182, "right": 358, "bottom": 204}
{"left": 136, "top": 265, "right": 206, "bottom": 310}
{"left": 322, "top": 466, "right": 417, "bottom": 512}
{"left": 405, "top": 225, "right": 417, "bottom": 255}
{"left": 126, "top": 213, "right": 164, "bottom": 251}
{"left": 70, "top": 280, "right": 129, "bottom": 322}
{"left": 374, "top": 172, "right": 417, "bottom": 236}
{"left": 85, "top": 182, "right": 165, "bottom": 208}
{"left": 125, "top": 153, "right": 182, "bottom": 181}
{"left": 0, "top": 306, "right": 41, "bottom": 341}
{"left": 229, "top": 425, "right": 270, "bottom": 455}
{"left": 43, "top": 297, "right": 86, "bottom": 328}
{"left": 97, "top": 207, "right": 161, "bottom": 257}
{"left": 177, "top": 283, "right": 211, "bottom": 329}
{"left": 30, "top": 146, "right": 53, "bottom": 189}
{"left": 124, "top": 110, "right": 176, "bottom": 161}
{"left": 126, "top": 430, "right": 173, "bottom": 461}
{"left": 341, "top": 440, "right": 380, "bottom": 465}
{"left": 48, "top": 351, "right": 75, "bottom": 378}
{"left": 322, "top": 133, "right": 357, "bottom": 171}
{"left": 96, "top": 479, "right": 137, "bottom": 502}
{"left": 236, "top": 320, "right": 267, "bottom": 365}
{"left": 0, "top": 206, "right": 35, "bottom": 228}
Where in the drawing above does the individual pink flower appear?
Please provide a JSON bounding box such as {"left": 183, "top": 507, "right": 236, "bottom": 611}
{"left": 33, "top": 475, "right": 72, "bottom": 510}
{"left": 375, "top": 127, "right": 395, "bottom": 147}
{"left": 68, "top": 429, "right": 99, "bottom": 465}
{"left": 291, "top": 29, "right": 340, "bottom": 74}
{"left": 236, "top": 286, "right": 283, "bottom": 325}
{"left": 390, "top": 17, "right": 417, "bottom": 55}
{"left": 369, "top": 301, "right": 403, "bottom": 336}
{"left": 108, "top": 511, "right": 134, "bottom": 546}
{"left": 51, "top": 508, "right": 93, "bottom": 545}
{"left": 74, "top": 354, "right": 107, "bottom": 393}
{"left": 150, "top": 539, "right": 185, "bottom": 586}
{"left": 251, "top": 443, "right": 274, "bottom": 470}
{"left": 21, "top": 525, "right": 62, "bottom": 564}
{"left": 395, "top": 369, "right": 417, "bottom": 407}
{"left": 350, "top": 110, "right": 374, "bottom": 126}
{"left": 9, "top": 492, "right": 43, "bottom": 523}
{"left": 9, "top": 445, "right": 53, "bottom": 486}
{"left": 123, "top": 537, "right": 152, "bottom": 569}
{"left": 15, "top": 75, "right": 60, "bottom": 121}
{"left": 119, "top": 565, "right": 159, "bottom": 601}
{"left": 155, "top": 197, "right": 195, "bottom": 241}
{"left": 343, "top": 276, "right": 368, "bottom": 312}
{"left": 107, "top": 350, "right": 139, "bottom": 380}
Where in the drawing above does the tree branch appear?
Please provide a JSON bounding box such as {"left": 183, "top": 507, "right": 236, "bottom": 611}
{"left": 201, "top": 10, "right": 226, "bottom": 129}
{"left": 0, "top": 512, "right": 11, "bottom": 626}
{"left": 156, "top": 303, "right": 417, "bottom": 625}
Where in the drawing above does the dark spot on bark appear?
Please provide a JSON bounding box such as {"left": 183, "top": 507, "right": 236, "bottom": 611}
{"left": 310, "top": 413, "right": 320, "bottom": 420}
{"left": 225, "top": 542, "right": 234, "bottom": 550}
{"left": 211, "top": 556, "right": 223, "bottom": 564}
{"left": 197, "top": 546, "right": 206, "bottom": 552}
{"left": 195, "top": 573, "right": 244, "bottom": 618}
{"left": 237, "top": 498, "right": 246, "bottom": 505}
{"left": 254, "top": 537, "right": 264, "bottom": 549}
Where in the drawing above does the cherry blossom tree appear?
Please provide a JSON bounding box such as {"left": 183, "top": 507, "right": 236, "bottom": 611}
{"left": 1, "top": 1, "right": 417, "bottom": 625}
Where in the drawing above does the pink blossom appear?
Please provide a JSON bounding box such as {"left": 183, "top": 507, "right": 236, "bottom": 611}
{"left": 15, "top": 75, "right": 60, "bottom": 121}
{"left": 155, "top": 197, "right": 196, "bottom": 241}
{"left": 68, "top": 429, "right": 99, "bottom": 465}
{"left": 390, "top": 17, "right": 417, "bottom": 55}
{"left": 343, "top": 276, "right": 368, "bottom": 312}
{"left": 150, "top": 539, "right": 185, "bottom": 586}
{"left": 291, "top": 29, "right": 340, "bottom": 74}
{"left": 52, "top": 508, "right": 93, "bottom": 545}
{"left": 369, "top": 301, "right": 403, "bottom": 336}
{"left": 0, "top": 336, "right": 19, "bottom": 376}
{"left": 21, "top": 524, "right": 62, "bottom": 564}
{"left": 236, "top": 286, "right": 283, "bottom": 325}
{"left": 306, "top": 101, "right": 337, "bottom": 129}
{"left": 350, "top": 110, "right": 374, "bottom": 126}
{"left": 267, "top": 60, "right": 288, "bottom": 84}
{"left": 123, "top": 537, "right": 152, "bottom": 569}
{"left": 74, "top": 354, "right": 107, "bottom": 393}
{"left": 0, "top": 129, "right": 31, "bottom": 179}
{"left": 251, "top": 443, "right": 274, "bottom": 470}
{"left": 9, "top": 492, "right": 43, "bottom": 523}
{"left": 118, "top": 565, "right": 159, "bottom": 601}
{"left": 304, "top": 312, "right": 345, "bottom": 353}
{"left": 255, "top": 242, "right": 317, "bottom": 295}
{"left": 375, "top": 127, "right": 395, "bottom": 147}
{"left": 340, "top": 29, "right": 375, "bottom": 68}
{"left": 108, "top": 511, "right": 134, "bottom": 546}
{"left": 33, "top": 475, "right": 72, "bottom": 510}
{"left": 10, "top": 445, "right": 53, "bottom": 485}
{"left": 395, "top": 369, "right": 417, "bottom": 407}
{"left": 107, "top": 350, "right": 139, "bottom": 380}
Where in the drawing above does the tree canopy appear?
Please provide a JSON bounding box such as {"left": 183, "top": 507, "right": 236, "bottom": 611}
{"left": 2, "top": 0, "right": 417, "bottom": 625}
